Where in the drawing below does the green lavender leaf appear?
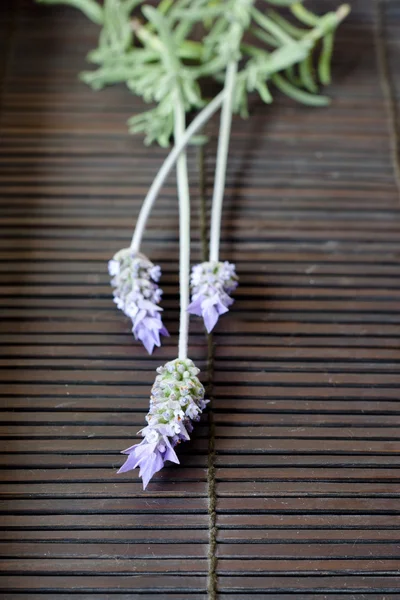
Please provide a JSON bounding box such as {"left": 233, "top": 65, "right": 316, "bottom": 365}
{"left": 299, "top": 50, "right": 318, "bottom": 93}
{"left": 265, "top": 0, "right": 303, "bottom": 5}
{"left": 36, "top": 0, "right": 103, "bottom": 25}
{"left": 249, "top": 26, "right": 278, "bottom": 48}
{"left": 255, "top": 80, "right": 273, "bottom": 104}
{"left": 285, "top": 64, "right": 301, "bottom": 86}
{"left": 272, "top": 73, "right": 330, "bottom": 106}
{"left": 267, "top": 9, "right": 305, "bottom": 39}
{"left": 128, "top": 101, "right": 174, "bottom": 147}
{"left": 291, "top": 2, "right": 319, "bottom": 26}
{"left": 251, "top": 6, "right": 295, "bottom": 45}
{"left": 319, "top": 31, "right": 335, "bottom": 85}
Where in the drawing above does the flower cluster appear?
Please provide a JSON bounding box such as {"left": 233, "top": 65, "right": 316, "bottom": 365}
{"left": 118, "top": 358, "right": 208, "bottom": 489}
{"left": 188, "top": 261, "right": 238, "bottom": 332}
{"left": 108, "top": 248, "right": 169, "bottom": 354}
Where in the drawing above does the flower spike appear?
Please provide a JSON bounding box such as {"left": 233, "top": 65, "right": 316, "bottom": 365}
{"left": 188, "top": 260, "right": 238, "bottom": 333}
{"left": 108, "top": 248, "right": 169, "bottom": 354}
{"left": 118, "top": 358, "right": 208, "bottom": 489}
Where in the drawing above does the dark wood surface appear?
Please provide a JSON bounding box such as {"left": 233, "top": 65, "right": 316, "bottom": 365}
{"left": 1, "top": 0, "right": 400, "bottom": 597}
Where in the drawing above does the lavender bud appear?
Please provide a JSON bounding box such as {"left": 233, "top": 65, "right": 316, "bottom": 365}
{"left": 118, "top": 358, "right": 209, "bottom": 489}
{"left": 108, "top": 248, "right": 169, "bottom": 354}
{"left": 188, "top": 260, "right": 238, "bottom": 333}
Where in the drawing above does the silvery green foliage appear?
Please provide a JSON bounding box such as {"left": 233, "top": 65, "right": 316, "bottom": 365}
{"left": 36, "top": 0, "right": 349, "bottom": 145}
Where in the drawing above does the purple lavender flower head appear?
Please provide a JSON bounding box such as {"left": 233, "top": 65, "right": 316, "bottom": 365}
{"left": 108, "top": 248, "right": 169, "bottom": 354}
{"left": 118, "top": 358, "right": 208, "bottom": 489}
{"left": 188, "top": 261, "right": 238, "bottom": 333}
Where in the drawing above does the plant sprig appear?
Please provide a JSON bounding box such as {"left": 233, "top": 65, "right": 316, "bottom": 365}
{"left": 37, "top": 0, "right": 350, "bottom": 146}
{"left": 35, "top": 0, "right": 350, "bottom": 489}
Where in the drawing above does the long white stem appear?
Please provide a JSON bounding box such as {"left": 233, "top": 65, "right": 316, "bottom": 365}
{"left": 174, "top": 92, "right": 191, "bottom": 361}
{"left": 130, "top": 91, "right": 226, "bottom": 254}
{"left": 209, "top": 61, "right": 237, "bottom": 263}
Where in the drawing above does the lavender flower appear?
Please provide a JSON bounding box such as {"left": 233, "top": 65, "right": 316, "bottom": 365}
{"left": 108, "top": 248, "right": 169, "bottom": 354}
{"left": 118, "top": 358, "right": 208, "bottom": 489}
{"left": 187, "top": 261, "right": 238, "bottom": 332}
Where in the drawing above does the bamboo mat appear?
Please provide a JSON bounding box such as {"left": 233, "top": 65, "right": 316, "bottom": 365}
{"left": 1, "top": 0, "right": 400, "bottom": 597}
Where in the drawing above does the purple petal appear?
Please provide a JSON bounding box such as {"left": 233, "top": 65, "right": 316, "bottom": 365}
{"left": 200, "top": 294, "right": 230, "bottom": 332}
{"left": 145, "top": 315, "right": 164, "bottom": 332}
{"left": 219, "top": 292, "right": 234, "bottom": 309}
{"left": 132, "top": 309, "right": 147, "bottom": 329}
{"left": 137, "top": 328, "right": 157, "bottom": 355}
{"left": 163, "top": 437, "right": 180, "bottom": 464}
{"left": 159, "top": 325, "right": 170, "bottom": 337}
{"left": 149, "top": 265, "right": 161, "bottom": 282}
{"left": 117, "top": 444, "right": 146, "bottom": 474}
{"left": 118, "top": 439, "right": 167, "bottom": 489}
{"left": 146, "top": 321, "right": 161, "bottom": 347}
{"left": 117, "top": 453, "right": 139, "bottom": 474}
{"left": 138, "top": 298, "right": 162, "bottom": 314}
{"left": 185, "top": 420, "right": 194, "bottom": 434}
{"left": 175, "top": 422, "right": 190, "bottom": 441}
{"left": 139, "top": 452, "right": 164, "bottom": 490}
{"left": 215, "top": 299, "right": 230, "bottom": 315}
{"left": 133, "top": 314, "right": 169, "bottom": 354}
{"left": 202, "top": 304, "right": 219, "bottom": 333}
{"left": 120, "top": 439, "right": 146, "bottom": 455}
{"left": 187, "top": 295, "right": 205, "bottom": 317}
